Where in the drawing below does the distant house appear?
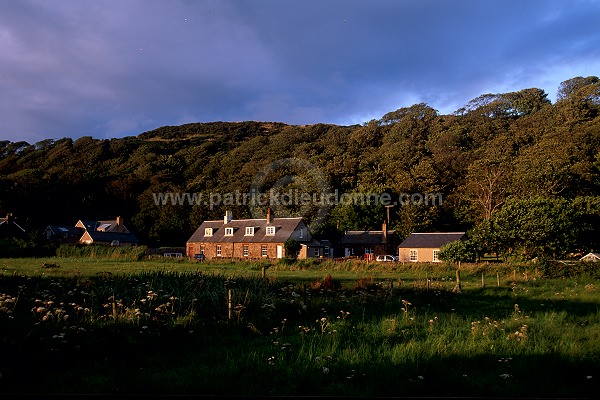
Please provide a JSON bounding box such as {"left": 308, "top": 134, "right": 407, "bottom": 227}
{"left": 44, "top": 216, "right": 138, "bottom": 246}
{"left": 186, "top": 209, "right": 321, "bottom": 260}
{"left": 339, "top": 221, "right": 397, "bottom": 258}
{"left": 580, "top": 252, "right": 600, "bottom": 262}
{"left": 0, "top": 213, "right": 26, "bottom": 239}
{"left": 398, "top": 232, "right": 466, "bottom": 263}
{"left": 79, "top": 230, "right": 139, "bottom": 246}
{"left": 44, "top": 225, "right": 85, "bottom": 244}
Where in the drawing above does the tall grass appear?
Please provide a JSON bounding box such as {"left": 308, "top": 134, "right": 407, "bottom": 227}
{"left": 1, "top": 267, "right": 599, "bottom": 396}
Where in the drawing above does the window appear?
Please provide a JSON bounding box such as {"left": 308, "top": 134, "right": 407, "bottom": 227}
{"left": 216, "top": 245, "right": 222, "bottom": 257}
{"left": 432, "top": 250, "right": 440, "bottom": 262}
{"left": 324, "top": 246, "right": 330, "bottom": 256}
{"left": 261, "top": 245, "right": 268, "bottom": 257}
{"left": 200, "top": 245, "right": 205, "bottom": 255}
{"left": 364, "top": 247, "right": 373, "bottom": 255}
{"left": 224, "top": 227, "right": 234, "bottom": 236}
{"left": 314, "top": 248, "right": 320, "bottom": 257}
{"left": 299, "top": 228, "right": 304, "bottom": 239}
{"left": 243, "top": 245, "right": 249, "bottom": 257}
{"left": 245, "top": 227, "right": 255, "bottom": 236}
{"left": 204, "top": 228, "right": 213, "bottom": 237}
{"left": 409, "top": 249, "right": 418, "bottom": 262}
{"left": 266, "top": 226, "right": 276, "bottom": 235}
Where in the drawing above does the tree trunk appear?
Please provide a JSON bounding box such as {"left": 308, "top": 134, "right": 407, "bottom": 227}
{"left": 453, "top": 261, "right": 462, "bottom": 293}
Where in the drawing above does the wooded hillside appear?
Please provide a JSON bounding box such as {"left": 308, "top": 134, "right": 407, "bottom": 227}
{"left": 1, "top": 76, "right": 599, "bottom": 259}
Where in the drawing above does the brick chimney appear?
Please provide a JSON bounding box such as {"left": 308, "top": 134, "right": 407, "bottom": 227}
{"left": 116, "top": 216, "right": 123, "bottom": 226}
{"left": 382, "top": 220, "right": 388, "bottom": 244}
{"left": 266, "top": 207, "right": 273, "bottom": 224}
{"left": 224, "top": 210, "right": 233, "bottom": 224}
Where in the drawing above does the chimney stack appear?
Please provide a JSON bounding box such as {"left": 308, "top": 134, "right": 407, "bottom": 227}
{"left": 224, "top": 210, "right": 233, "bottom": 224}
{"left": 116, "top": 216, "right": 123, "bottom": 226}
{"left": 266, "top": 207, "right": 273, "bottom": 224}
{"left": 382, "top": 219, "right": 388, "bottom": 244}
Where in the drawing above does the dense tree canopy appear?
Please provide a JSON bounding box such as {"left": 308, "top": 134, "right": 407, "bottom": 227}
{"left": 1, "top": 77, "right": 599, "bottom": 255}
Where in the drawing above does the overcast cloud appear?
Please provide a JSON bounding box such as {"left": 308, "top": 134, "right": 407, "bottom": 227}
{"left": 1, "top": 0, "right": 599, "bottom": 143}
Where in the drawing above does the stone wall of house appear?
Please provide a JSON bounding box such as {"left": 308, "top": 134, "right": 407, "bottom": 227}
{"left": 398, "top": 247, "right": 440, "bottom": 263}
{"left": 187, "top": 242, "right": 285, "bottom": 259}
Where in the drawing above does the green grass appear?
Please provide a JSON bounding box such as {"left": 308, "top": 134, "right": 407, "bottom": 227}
{"left": 0, "top": 257, "right": 599, "bottom": 396}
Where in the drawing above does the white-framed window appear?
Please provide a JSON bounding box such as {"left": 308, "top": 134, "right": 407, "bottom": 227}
{"left": 409, "top": 249, "right": 418, "bottom": 262}
{"left": 364, "top": 247, "right": 373, "bottom": 255}
{"left": 243, "top": 245, "right": 249, "bottom": 257}
{"left": 261, "top": 244, "right": 268, "bottom": 257}
{"left": 432, "top": 250, "right": 440, "bottom": 262}
{"left": 200, "top": 245, "right": 205, "bottom": 255}
{"left": 324, "top": 246, "right": 330, "bottom": 256}
{"left": 266, "top": 226, "right": 276, "bottom": 235}
{"left": 314, "top": 248, "right": 320, "bottom": 257}
{"left": 299, "top": 228, "right": 304, "bottom": 239}
{"left": 216, "top": 245, "right": 222, "bottom": 257}
{"left": 204, "top": 228, "right": 213, "bottom": 237}
{"left": 224, "top": 227, "right": 234, "bottom": 236}
{"left": 245, "top": 226, "right": 255, "bottom": 236}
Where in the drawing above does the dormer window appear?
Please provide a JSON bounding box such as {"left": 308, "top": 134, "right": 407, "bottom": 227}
{"left": 204, "top": 228, "right": 213, "bottom": 237}
{"left": 245, "top": 227, "right": 255, "bottom": 236}
{"left": 266, "top": 226, "right": 276, "bottom": 235}
{"left": 224, "top": 227, "right": 234, "bottom": 236}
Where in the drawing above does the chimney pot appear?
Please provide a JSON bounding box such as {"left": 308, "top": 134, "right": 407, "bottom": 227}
{"left": 224, "top": 210, "right": 233, "bottom": 224}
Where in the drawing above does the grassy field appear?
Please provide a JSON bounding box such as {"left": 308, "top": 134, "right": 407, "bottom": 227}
{"left": 1, "top": 257, "right": 599, "bottom": 397}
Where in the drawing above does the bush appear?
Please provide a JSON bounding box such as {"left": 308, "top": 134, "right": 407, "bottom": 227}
{"left": 55, "top": 244, "right": 147, "bottom": 261}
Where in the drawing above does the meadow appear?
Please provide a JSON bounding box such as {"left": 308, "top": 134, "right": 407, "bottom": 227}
{"left": 0, "top": 257, "right": 599, "bottom": 397}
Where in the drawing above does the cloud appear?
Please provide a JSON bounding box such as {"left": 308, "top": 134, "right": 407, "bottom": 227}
{"left": 1, "top": 0, "right": 599, "bottom": 143}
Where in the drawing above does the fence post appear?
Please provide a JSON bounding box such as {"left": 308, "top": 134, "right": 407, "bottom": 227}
{"left": 225, "top": 278, "right": 235, "bottom": 321}
{"left": 481, "top": 272, "right": 485, "bottom": 288}
{"left": 496, "top": 272, "right": 500, "bottom": 287}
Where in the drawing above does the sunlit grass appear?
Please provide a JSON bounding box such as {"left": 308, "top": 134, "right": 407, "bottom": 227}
{"left": 0, "top": 258, "right": 599, "bottom": 396}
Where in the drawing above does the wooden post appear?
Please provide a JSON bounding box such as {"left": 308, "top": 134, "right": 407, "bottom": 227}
{"left": 228, "top": 288, "right": 232, "bottom": 320}
{"left": 496, "top": 272, "right": 500, "bottom": 287}
{"left": 225, "top": 279, "right": 235, "bottom": 321}
{"left": 481, "top": 272, "right": 485, "bottom": 288}
{"left": 426, "top": 272, "right": 430, "bottom": 291}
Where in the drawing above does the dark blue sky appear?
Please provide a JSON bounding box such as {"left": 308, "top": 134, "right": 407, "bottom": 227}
{"left": 1, "top": 0, "right": 599, "bottom": 143}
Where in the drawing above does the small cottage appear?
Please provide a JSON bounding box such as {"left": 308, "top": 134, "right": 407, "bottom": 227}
{"left": 398, "top": 232, "right": 466, "bottom": 263}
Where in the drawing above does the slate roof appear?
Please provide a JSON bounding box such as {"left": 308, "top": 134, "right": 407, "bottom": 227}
{"left": 0, "top": 215, "right": 26, "bottom": 236}
{"left": 339, "top": 230, "right": 395, "bottom": 245}
{"left": 398, "top": 232, "right": 466, "bottom": 248}
{"left": 86, "top": 231, "right": 139, "bottom": 244}
{"left": 187, "top": 217, "right": 307, "bottom": 244}
{"left": 46, "top": 225, "right": 84, "bottom": 237}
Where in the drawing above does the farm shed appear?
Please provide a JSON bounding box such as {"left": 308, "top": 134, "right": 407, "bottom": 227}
{"left": 339, "top": 220, "right": 397, "bottom": 258}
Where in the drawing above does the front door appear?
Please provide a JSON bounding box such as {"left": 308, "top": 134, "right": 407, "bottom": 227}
{"left": 276, "top": 245, "right": 283, "bottom": 259}
{"left": 345, "top": 248, "right": 351, "bottom": 257}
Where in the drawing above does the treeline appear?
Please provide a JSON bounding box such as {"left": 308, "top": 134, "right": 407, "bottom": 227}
{"left": 1, "top": 76, "right": 599, "bottom": 259}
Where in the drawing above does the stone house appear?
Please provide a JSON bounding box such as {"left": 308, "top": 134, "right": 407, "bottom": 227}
{"left": 186, "top": 209, "right": 322, "bottom": 260}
